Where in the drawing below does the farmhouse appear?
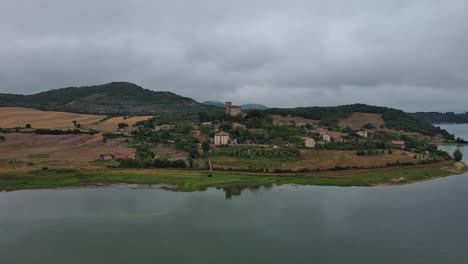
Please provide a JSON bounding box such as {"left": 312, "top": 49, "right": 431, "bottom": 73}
{"left": 214, "top": 131, "right": 229, "bottom": 146}
{"left": 321, "top": 134, "right": 331, "bottom": 142}
{"left": 392, "top": 141, "right": 406, "bottom": 149}
{"left": 329, "top": 132, "right": 344, "bottom": 142}
{"left": 100, "top": 154, "right": 114, "bottom": 160}
{"left": 225, "top": 102, "right": 242, "bottom": 116}
{"left": 357, "top": 130, "right": 368, "bottom": 138}
{"left": 304, "top": 137, "right": 315, "bottom": 148}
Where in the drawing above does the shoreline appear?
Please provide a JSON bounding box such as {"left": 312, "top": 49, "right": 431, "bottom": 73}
{"left": 0, "top": 161, "right": 466, "bottom": 192}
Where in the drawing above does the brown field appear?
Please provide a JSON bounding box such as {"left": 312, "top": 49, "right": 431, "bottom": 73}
{"left": 0, "top": 133, "right": 134, "bottom": 170}
{"left": 0, "top": 107, "right": 106, "bottom": 129}
{"left": 86, "top": 116, "right": 153, "bottom": 133}
{"left": 271, "top": 115, "right": 319, "bottom": 127}
{"left": 339, "top": 112, "right": 385, "bottom": 130}
{"left": 210, "top": 149, "right": 428, "bottom": 170}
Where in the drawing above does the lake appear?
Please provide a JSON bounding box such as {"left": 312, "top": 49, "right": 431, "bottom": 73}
{"left": 1, "top": 125, "right": 468, "bottom": 264}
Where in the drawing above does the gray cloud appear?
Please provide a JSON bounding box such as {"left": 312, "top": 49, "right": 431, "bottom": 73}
{"left": 1, "top": 0, "right": 467, "bottom": 112}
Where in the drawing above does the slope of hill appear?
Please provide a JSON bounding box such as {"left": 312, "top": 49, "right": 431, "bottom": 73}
{"left": 263, "top": 104, "right": 453, "bottom": 138}
{"left": 411, "top": 112, "right": 468, "bottom": 124}
{"left": 0, "top": 82, "right": 207, "bottom": 118}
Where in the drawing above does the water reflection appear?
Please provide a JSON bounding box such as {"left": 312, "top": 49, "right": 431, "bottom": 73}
{"left": 217, "top": 185, "right": 272, "bottom": 199}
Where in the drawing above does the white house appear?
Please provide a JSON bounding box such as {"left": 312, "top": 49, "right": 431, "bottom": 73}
{"left": 214, "top": 131, "right": 229, "bottom": 146}
{"left": 304, "top": 138, "right": 315, "bottom": 148}
{"left": 357, "top": 130, "right": 368, "bottom": 138}
{"left": 321, "top": 134, "right": 331, "bottom": 142}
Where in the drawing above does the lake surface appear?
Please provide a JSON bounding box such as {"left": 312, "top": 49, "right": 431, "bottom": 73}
{"left": 1, "top": 125, "right": 468, "bottom": 264}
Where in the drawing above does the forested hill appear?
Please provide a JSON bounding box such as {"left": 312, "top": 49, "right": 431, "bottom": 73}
{"left": 0, "top": 82, "right": 209, "bottom": 117}
{"left": 263, "top": 104, "right": 453, "bottom": 138}
{"left": 410, "top": 112, "right": 468, "bottom": 124}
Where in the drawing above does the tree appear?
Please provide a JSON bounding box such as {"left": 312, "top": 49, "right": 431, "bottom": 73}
{"left": 72, "top": 120, "right": 77, "bottom": 127}
{"left": 219, "top": 121, "right": 232, "bottom": 131}
{"left": 202, "top": 140, "right": 211, "bottom": 153}
{"left": 453, "top": 149, "right": 463, "bottom": 162}
{"left": 118, "top": 122, "right": 129, "bottom": 129}
{"left": 200, "top": 124, "right": 213, "bottom": 135}
{"left": 363, "top": 123, "right": 376, "bottom": 129}
{"left": 25, "top": 124, "right": 32, "bottom": 128}
{"left": 135, "top": 143, "right": 155, "bottom": 160}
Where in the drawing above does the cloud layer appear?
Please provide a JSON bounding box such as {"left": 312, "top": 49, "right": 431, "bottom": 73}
{"left": 1, "top": 0, "right": 467, "bottom": 112}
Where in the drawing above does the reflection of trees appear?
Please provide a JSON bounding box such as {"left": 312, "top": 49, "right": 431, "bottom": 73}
{"left": 219, "top": 185, "right": 271, "bottom": 200}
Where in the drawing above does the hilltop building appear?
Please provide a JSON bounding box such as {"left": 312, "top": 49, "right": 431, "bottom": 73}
{"left": 225, "top": 102, "right": 242, "bottom": 116}
{"left": 357, "top": 130, "right": 368, "bottom": 138}
{"left": 214, "top": 131, "right": 230, "bottom": 145}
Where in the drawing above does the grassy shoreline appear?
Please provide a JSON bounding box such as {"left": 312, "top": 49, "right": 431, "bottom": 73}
{"left": 0, "top": 161, "right": 466, "bottom": 192}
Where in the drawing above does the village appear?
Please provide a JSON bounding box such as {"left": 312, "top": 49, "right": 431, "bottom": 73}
{"left": 95, "top": 101, "right": 441, "bottom": 173}
{"left": 0, "top": 104, "right": 443, "bottom": 173}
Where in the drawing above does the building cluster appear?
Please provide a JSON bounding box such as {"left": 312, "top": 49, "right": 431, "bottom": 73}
{"left": 100, "top": 100, "right": 408, "bottom": 161}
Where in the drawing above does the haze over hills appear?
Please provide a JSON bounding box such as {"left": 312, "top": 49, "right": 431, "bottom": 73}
{"left": 0, "top": 82, "right": 209, "bottom": 117}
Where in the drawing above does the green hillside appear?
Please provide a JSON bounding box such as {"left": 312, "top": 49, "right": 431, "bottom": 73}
{"left": 0, "top": 82, "right": 209, "bottom": 118}
{"left": 263, "top": 104, "right": 453, "bottom": 138}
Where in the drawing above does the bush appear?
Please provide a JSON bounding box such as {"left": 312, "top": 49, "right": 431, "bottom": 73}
{"left": 453, "top": 149, "right": 463, "bottom": 162}
{"left": 118, "top": 122, "right": 129, "bottom": 129}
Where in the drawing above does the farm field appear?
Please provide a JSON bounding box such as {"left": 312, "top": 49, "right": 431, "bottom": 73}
{"left": 0, "top": 133, "right": 133, "bottom": 170}
{"left": 338, "top": 112, "right": 385, "bottom": 130}
{"left": 85, "top": 116, "right": 153, "bottom": 133}
{"left": 0, "top": 107, "right": 105, "bottom": 129}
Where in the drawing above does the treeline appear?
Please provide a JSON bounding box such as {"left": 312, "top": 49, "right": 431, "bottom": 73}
{"left": 34, "top": 129, "right": 84, "bottom": 135}
{"left": 316, "top": 140, "right": 393, "bottom": 151}
{"left": 411, "top": 112, "right": 468, "bottom": 124}
{"left": 119, "top": 158, "right": 187, "bottom": 168}
{"left": 212, "top": 146, "right": 300, "bottom": 160}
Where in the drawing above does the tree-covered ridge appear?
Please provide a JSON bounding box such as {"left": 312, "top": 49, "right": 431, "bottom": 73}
{"left": 411, "top": 112, "right": 468, "bottom": 124}
{"left": 264, "top": 104, "right": 451, "bottom": 138}
{"left": 0, "top": 82, "right": 209, "bottom": 118}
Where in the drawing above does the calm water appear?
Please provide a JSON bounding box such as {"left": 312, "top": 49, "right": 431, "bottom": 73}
{"left": 1, "top": 125, "right": 468, "bottom": 264}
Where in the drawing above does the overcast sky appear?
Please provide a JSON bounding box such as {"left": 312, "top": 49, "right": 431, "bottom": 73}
{"left": 1, "top": 0, "right": 467, "bottom": 112}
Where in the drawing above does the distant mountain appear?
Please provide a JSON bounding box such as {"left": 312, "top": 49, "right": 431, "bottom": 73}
{"left": 202, "top": 101, "right": 268, "bottom": 110}
{"left": 202, "top": 101, "right": 225, "bottom": 107}
{"left": 241, "top": 104, "right": 268, "bottom": 110}
{"left": 410, "top": 112, "right": 468, "bottom": 124}
{"left": 0, "top": 82, "right": 208, "bottom": 117}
